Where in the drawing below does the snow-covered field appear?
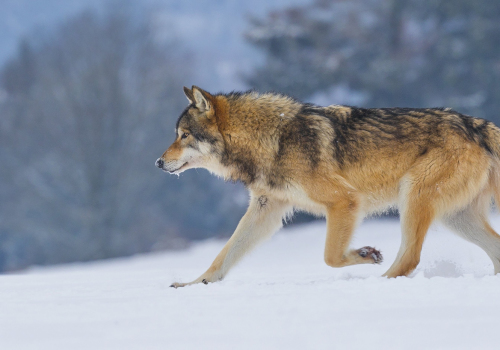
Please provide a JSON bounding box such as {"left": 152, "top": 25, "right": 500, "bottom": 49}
{"left": 2, "top": 218, "right": 500, "bottom": 350}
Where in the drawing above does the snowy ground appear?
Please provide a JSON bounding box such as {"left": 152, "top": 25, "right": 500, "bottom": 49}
{"left": 1, "top": 218, "right": 500, "bottom": 350}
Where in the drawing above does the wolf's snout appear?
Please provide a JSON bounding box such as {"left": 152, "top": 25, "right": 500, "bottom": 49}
{"left": 155, "top": 158, "right": 164, "bottom": 169}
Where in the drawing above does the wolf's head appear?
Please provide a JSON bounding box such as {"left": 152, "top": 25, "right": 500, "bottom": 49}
{"left": 156, "top": 86, "right": 226, "bottom": 176}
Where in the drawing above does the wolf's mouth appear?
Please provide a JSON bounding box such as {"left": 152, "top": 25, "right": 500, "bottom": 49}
{"left": 167, "top": 162, "right": 188, "bottom": 174}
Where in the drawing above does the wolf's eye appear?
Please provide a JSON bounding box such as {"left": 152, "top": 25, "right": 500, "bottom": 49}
{"left": 181, "top": 132, "right": 189, "bottom": 139}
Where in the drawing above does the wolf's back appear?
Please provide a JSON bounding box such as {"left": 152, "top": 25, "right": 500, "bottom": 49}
{"left": 485, "top": 122, "right": 500, "bottom": 159}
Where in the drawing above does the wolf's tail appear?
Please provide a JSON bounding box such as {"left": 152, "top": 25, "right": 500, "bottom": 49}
{"left": 484, "top": 122, "right": 500, "bottom": 209}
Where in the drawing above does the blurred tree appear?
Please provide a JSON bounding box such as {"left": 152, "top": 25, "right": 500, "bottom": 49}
{"left": 0, "top": 10, "right": 246, "bottom": 271}
{"left": 245, "top": 0, "right": 500, "bottom": 122}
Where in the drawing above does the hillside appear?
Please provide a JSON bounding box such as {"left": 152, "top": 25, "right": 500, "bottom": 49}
{"left": 1, "top": 219, "right": 500, "bottom": 350}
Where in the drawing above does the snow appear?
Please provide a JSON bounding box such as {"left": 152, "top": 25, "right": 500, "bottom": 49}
{"left": 2, "top": 218, "right": 500, "bottom": 350}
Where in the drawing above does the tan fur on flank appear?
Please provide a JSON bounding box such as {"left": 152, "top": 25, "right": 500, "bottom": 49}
{"left": 156, "top": 86, "right": 500, "bottom": 287}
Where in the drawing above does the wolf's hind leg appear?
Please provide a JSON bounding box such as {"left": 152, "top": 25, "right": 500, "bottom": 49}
{"left": 323, "top": 196, "right": 383, "bottom": 268}
{"left": 383, "top": 195, "right": 434, "bottom": 278}
{"left": 170, "top": 195, "right": 290, "bottom": 288}
{"left": 442, "top": 197, "right": 500, "bottom": 274}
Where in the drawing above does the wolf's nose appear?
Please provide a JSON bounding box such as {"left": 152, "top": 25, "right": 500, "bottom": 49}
{"left": 155, "top": 158, "right": 164, "bottom": 169}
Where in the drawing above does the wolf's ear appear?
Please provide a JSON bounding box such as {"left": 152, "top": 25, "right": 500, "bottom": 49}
{"left": 192, "top": 86, "right": 213, "bottom": 113}
{"left": 183, "top": 86, "right": 194, "bottom": 104}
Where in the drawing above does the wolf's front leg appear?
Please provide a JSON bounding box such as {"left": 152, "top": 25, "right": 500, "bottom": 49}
{"left": 171, "top": 195, "right": 290, "bottom": 288}
{"left": 323, "top": 197, "right": 383, "bottom": 268}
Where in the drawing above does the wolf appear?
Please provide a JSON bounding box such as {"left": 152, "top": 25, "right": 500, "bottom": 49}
{"left": 156, "top": 86, "right": 500, "bottom": 287}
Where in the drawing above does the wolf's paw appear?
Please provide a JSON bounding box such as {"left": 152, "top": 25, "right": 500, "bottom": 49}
{"left": 357, "top": 246, "right": 383, "bottom": 264}
{"left": 170, "top": 279, "right": 211, "bottom": 288}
